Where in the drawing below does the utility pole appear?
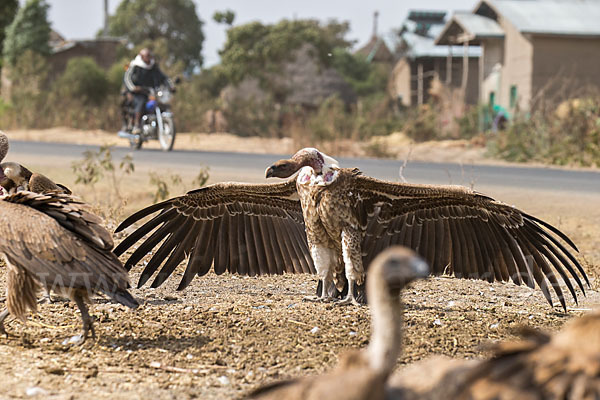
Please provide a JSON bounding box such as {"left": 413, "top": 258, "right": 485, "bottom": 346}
{"left": 103, "top": 0, "right": 109, "bottom": 37}
{"left": 373, "top": 11, "right": 379, "bottom": 38}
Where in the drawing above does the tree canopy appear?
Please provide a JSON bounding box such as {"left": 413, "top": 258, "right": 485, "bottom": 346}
{"left": 213, "top": 10, "right": 235, "bottom": 26}
{"left": 3, "top": 0, "right": 51, "bottom": 66}
{"left": 107, "top": 0, "right": 204, "bottom": 72}
{"left": 0, "top": 0, "right": 19, "bottom": 67}
{"left": 218, "top": 19, "right": 353, "bottom": 85}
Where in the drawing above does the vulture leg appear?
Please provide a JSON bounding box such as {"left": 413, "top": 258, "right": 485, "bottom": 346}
{"left": 72, "top": 292, "right": 95, "bottom": 345}
{"left": 304, "top": 245, "right": 337, "bottom": 302}
{"left": 338, "top": 230, "right": 366, "bottom": 306}
{"left": 0, "top": 308, "right": 10, "bottom": 337}
{"left": 38, "top": 285, "right": 54, "bottom": 304}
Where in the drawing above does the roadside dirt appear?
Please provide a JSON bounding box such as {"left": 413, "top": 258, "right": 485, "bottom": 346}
{"left": 0, "top": 129, "right": 599, "bottom": 399}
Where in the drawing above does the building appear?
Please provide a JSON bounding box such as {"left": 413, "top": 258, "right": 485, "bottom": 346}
{"left": 355, "top": 12, "right": 394, "bottom": 64}
{"left": 48, "top": 36, "right": 124, "bottom": 81}
{"left": 436, "top": 0, "right": 600, "bottom": 112}
{"left": 1, "top": 30, "right": 123, "bottom": 101}
{"left": 389, "top": 10, "right": 481, "bottom": 107}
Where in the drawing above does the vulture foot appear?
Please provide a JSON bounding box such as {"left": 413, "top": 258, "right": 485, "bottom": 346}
{"left": 73, "top": 292, "right": 96, "bottom": 345}
{"left": 337, "top": 297, "right": 363, "bottom": 306}
{"left": 37, "top": 293, "right": 54, "bottom": 304}
{"left": 303, "top": 295, "right": 335, "bottom": 303}
{"left": 337, "top": 291, "right": 363, "bottom": 306}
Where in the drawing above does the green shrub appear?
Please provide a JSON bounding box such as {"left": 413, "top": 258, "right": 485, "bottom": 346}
{"left": 57, "top": 57, "right": 109, "bottom": 105}
{"left": 403, "top": 104, "right": 440, "bottom": 142}
{"left": 488, "top": 98, "right": 600, "bottom": 167}
{"left": 107, "top": 59, "right": 129, "bottom": 93}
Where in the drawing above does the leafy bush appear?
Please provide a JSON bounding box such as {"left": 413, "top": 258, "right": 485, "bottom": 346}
{"left": 56, "top": 57, "right": 109, "bottom": 105}
{"left": 331, "top": 48, "right": 389, "bottom": 97}
{"left": 489, "top": 97, "right": 600, "bottom": 167}
{"left": 403, "top": 104, "right": 440, "bottom": 142}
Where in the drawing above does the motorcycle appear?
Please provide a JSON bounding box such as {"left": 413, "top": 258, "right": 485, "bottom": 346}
{"left": 118, "top": 85, "right": 176, "bottom": 151}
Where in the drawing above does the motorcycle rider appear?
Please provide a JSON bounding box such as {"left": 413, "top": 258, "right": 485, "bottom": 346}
{"left": 124, "top": 48, "right": 174, "bottom": 135}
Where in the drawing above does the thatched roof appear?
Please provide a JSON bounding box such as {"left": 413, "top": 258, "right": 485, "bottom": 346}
{"left": 221, "top": 44, "right": 356, "bottom": 108}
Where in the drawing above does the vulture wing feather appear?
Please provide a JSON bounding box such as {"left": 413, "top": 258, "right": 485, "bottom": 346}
{"left": 116, "top": 180, "right": 315, "bottom": 288}
{"left": 352, "top": 175, "right": 587, "bottom": 306}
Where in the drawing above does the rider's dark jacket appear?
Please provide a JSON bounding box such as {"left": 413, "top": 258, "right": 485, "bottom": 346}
{"left": 124, "top": 55, "right": 172, "bottom": 92}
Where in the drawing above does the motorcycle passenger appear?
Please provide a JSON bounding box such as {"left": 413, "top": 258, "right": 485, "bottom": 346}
{"left": 124, "top": 48, "right": 174, "bottom": 135}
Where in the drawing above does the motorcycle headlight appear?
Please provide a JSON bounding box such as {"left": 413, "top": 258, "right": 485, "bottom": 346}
{"left": 157, "top": 90, "right": 171, "bottom": 104}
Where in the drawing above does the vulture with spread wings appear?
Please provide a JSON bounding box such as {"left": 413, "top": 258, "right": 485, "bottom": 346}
{"left": 115, "top": 148, "right": 587, "bottom": 309}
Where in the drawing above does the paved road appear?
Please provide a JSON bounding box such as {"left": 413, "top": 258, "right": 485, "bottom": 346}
{"left": 8, "top": 140, "right": 600, "bottom": 194}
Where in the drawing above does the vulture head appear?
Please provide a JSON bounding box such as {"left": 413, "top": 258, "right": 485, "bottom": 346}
{"left": 0, "top": 162, "right": 32, "bottom": 193}
{"left": 265, "top": 148, "right": 339, "bottom": 178}
{"left": 367, "top": 246, "right": 429, "bottom": 374}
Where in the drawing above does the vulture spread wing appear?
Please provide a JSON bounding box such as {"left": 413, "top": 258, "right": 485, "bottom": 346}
{"left": 114, "top": 179, "right": 315, "bottom": 289}
{"left": 0, "top": 192, "right": 129, "bottom": 297}
{"left": 353, "top": 175, "right": 588, "bottom": 309}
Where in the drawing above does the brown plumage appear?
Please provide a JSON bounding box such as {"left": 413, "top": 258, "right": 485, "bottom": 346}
{"left": 115, "top": 148, "right": 587, "bottom": 310}
{"left": 0, "top": 161, "right": 72, "bottom": 195}
{"left": 388, "top": 312, "right": 600, "bottom": 399}
{"left": 0, "top": 132, "right": 138, "bottom": 343}
{"left": 247, "top": 246, "right": 429, "bottom": 400}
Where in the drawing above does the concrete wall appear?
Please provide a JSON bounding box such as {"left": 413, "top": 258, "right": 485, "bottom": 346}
{"left": 48, "top": 40, "right": 121, "bottom": 81}
{"left": 389, "top": 58, "right": 412, "bottom": 106}
{"left": 389, "top": 55, "right": 479, "bottom": 107}
{"left": 498, "top": 16, "right": 533, "bottom": 111}
{"left": 480, "top": 38, "right": 504, "bottom": 104}
{"left": 531, "top": 36, "right": 600, "bottom": 107}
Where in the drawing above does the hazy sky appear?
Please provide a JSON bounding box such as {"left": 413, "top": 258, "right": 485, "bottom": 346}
{"left": 45, "top": 0, "right": 478, "bottom": 67}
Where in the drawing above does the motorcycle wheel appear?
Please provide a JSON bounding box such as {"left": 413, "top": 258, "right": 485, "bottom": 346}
{"left": 159, "top": 116, "right": 176, "bottom": 151}
{"left": 129, "top": 136, "right": 142, "bottom": 150}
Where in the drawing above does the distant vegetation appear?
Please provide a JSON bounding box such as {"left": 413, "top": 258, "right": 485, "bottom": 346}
{"left": 0, "top": 0, "right": 598, "bottom": 167}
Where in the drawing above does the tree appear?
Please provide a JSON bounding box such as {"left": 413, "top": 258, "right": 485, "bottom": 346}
{"left": 107, "top": 0, "right": 204, "bottom": 72}
{"left": 3, "top": 0, "right": 51, "bottom": 66}
{"left": 0, "top": 0, "right": 18, "bottom": 67}
{"left": 218, "top": 19, "right": 353, "bottom": 86}
{"left": 213, "top": 10, "right": 235, "bottom": 26}
{"left": 330, "top": 48, "right": 389, "bottom": 97}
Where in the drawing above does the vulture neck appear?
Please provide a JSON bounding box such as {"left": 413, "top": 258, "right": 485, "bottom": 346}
{"left": 294, "top": 148, "right": 339, "bottom": 176}
{"left": 367, "top": 275, "right": 404, "bottom": 377}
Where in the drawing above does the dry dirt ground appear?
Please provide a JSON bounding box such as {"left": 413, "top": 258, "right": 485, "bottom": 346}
{"left": 0, "top": 130, "right": 599, "bottom": 399}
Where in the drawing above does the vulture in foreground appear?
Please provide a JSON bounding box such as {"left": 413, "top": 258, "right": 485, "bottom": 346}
{"left": 0, "top": 132, "right": 138, "bottom": 343}
{"left": 0, "top": 159, "right": 74, "bottom": 303}
{"left": 388, "top": 311, "right": 600, "bottom": 399}
{"left": 247, "top": 246, "right": 429, "bottom": 400}
{"left": 115, "top": 148, "right": 587, "bottom": 309}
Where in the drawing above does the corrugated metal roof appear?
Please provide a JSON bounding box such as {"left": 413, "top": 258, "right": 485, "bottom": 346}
{"left": 482, "top": 0, "right": 600, "bottom": 36}
{"left": 403, "top": 32, "right": 482, "bottom": 58}
{"left": 453, "top": 12, "right": 504, "bottom": 38}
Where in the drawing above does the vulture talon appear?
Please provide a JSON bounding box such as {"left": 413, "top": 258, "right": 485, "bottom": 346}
{"left": 303, "top": 295, "right": 334, "bottom": 303}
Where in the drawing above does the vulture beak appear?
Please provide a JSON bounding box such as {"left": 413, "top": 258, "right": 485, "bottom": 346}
{"left": 265, "top": 165, "right": 275, "bottom": 179}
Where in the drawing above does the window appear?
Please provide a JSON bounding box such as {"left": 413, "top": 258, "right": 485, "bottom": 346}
{"left": 489, "top": 91, "right": 495, "bottom": 106}
{"left": 510, "top": 85, "right": 518, "bottom": 108}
